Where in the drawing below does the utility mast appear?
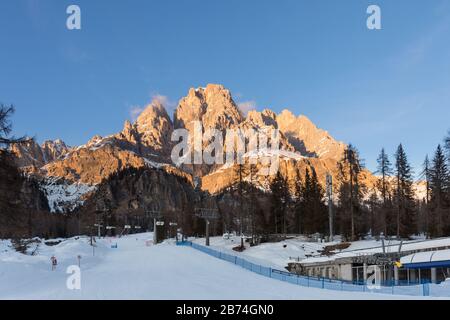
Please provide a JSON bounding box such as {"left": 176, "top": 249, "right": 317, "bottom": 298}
{"left": 326, "top": 173, "right": 334, "bottom": 242}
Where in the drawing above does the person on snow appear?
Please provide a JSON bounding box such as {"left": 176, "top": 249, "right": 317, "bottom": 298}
{"left": 51, "top": 256, "right": 58, "bottom": 271}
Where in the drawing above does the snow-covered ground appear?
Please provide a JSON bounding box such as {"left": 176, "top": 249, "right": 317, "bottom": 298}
{"left": 193, "top": 235, "right": 450, "bottom": 270}
{"left": 192, "top": 235, "right": 328, "bottom": 270}
{"left": 0, "top": 233, "right": 433, "bottom": 300}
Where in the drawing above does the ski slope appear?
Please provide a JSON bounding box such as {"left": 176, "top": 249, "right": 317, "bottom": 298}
{"left": 0, "top": 233, "right": 432, "bottom": 300}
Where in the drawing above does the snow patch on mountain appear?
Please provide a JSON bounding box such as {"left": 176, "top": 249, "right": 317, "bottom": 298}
{"left": 39, "top": 178, "right": 97, "bottom": 213}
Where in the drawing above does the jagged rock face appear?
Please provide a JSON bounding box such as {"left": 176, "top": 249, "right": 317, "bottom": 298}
{"left": 43, "top": 144, "right": 148, "bottom": 185}
{"left": 38, "top": 177, "right": 97, "bottom": 213}
{"left": 239, "top": 110, "right": 295, "bottom": 154}
{"left": 10, "top": 139, "right": 71, "bottom": 169}
{"left": 0, "top": 151, "right": 49, "bottom": 237}
{"left": 246, "top": 109, "right": 278, "bottom": 129}
{"left": 42, "top": 139, "right": 71, "bottom": 162}
{"left": 277, "top": 110, "right": 346, "bottom": 159}
{"left": 173, "top": 84, "right": 245, "bottom": 176}
{"left": 174, "top": 84, "right": 243, "bottom": 131}
{"left": 71, "top": 100, "right": 175, "bottom": 164}
{"left": 10, "top": 84, "right": 352, "bottom": 197}
{"left": 10, "top": 83, "right": 387, "bottom": 212}
{"left": 79, "top": 167, "right": 197, "bottom": 230}
{"left": 132, "top": 100, "right": 174, "bottom": 156}
{"left": 10, "top": 140, "right": 44, "bottom": 168}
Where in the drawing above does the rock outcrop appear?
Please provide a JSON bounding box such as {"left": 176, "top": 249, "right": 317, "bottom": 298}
{"left": 0, "top": 150, "right": 49, "bottom": 238}
{"left": 277, "top": 110, "right": 346, "bottom": 159}
{"left": 174, "top": 84, "right": 243, "bottom": 131}
{"left": 10, "top": 139, "right": 71, "bottom": 169}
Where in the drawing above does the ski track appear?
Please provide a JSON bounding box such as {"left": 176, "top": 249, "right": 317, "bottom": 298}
{"left": 0, "top": 234, "right": 436, "bottom": 300}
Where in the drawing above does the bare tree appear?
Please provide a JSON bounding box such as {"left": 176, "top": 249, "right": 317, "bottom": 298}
{"left": 0, "top": 104, "right": 28, "bottom": 147}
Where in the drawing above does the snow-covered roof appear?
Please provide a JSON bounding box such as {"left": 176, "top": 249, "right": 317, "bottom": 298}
{"left": 401, "top": 249, "right": 450, "bottom": 265}
{"left": 300, "top": 238, "right": 450, "bottom": 266}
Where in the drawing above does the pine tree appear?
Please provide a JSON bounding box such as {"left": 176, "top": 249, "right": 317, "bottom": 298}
{"left": 247, "top": 162, "right": 260, "bottom": 243}
{"left": 365, "top": 188, "right": 379, "bottom": 237}
{"left": 301, "top": 168, "right": 327, "bottom": 235}
{"left": 445, "top": 130, "right": 450, "bottom": 157}
{"left": 293, "top": 168, "right": 304, "bottom": 234}
{"left": 375, "top": 148, "right": 393, "bottom": 235}
{"left": 337, "top": 144, "right": 365, "bottom": 240}
{"left": 429, "top": 145, "right": 449, "bottom": 237}
{"left": 419, "top": 155, "right": 432, "bottom": 236}
{"left": 269, "top": 170, "right": 290, "bottom": 236}
{"left": 394, "top": 144, "right": 416, "bottom": 238}
{"left": 233, "top": 163, "right": 248, "bottom": 246}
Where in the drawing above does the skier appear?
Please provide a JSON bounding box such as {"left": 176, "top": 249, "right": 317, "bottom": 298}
{"left": 51, "top": 256, "right": 58, "bottom": 271}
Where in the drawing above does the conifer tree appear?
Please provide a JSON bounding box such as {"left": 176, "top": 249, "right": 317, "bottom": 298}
{"left": 293, "top": 168, "right": 304, "bottom": 234}
{"left": 337, "top": 144, "right": 365, "bottom": 240}
{"left": 429, "top": 145, "right": 449, "bottom": 237}
{"left": 445, "top": 130, "right": 450, "bottom": 156}
{"left": 376, "top": 148, "right": 393, "bottom": 235}
{"left": 233, "top": 162, "right": 249, "bottom": 246}
{"left": 301, "top": 168, "right": 327, "bottom": 235}
{"left": 269, "top": 169, "right": 290, "bottom": 236}
{"left": 394, "top": 144, "right": 416, "bottom": 238}
{"left": 419, "top": 155, "right": 432, "bottom": 236}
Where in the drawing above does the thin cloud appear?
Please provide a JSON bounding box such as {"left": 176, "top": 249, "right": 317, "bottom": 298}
{"left": 129, "top": 105, "right": 145, "bottom": 122}
{"left": 393, "top": 9, "right": 450, "bottom": 69}
{"left": 237, "top": 100, "right": 257, "bottom": 116}
{"left": 151, "top": 94, "right": 177, "bottom": 118}
{"left": 128, "top": 94, "right": 176, "bottom": 121}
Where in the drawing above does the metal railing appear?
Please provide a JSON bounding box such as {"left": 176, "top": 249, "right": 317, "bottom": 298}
{"left": 176, "top": 241, "right": 449, "bottom": 297}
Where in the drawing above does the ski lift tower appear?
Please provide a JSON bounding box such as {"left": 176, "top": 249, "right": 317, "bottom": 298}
{"left": 95, "top": 201, "right": 112, "bottom": 238}
{"left": 195, "top": 208, "right": 219, "bottom": 246}
{"left": 94, "top": 223, "right": 103, "bottom": 238}
{"left": 146, "top": 209, "right": 163, "bottom": 245}
{"left": 326, "top": 173, "right": 334, "bottom": 242}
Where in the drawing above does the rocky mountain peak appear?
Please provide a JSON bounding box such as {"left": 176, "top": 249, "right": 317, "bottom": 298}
{"left": 135, "top": 100, "right": 171, "bottom": 130}
{"left": 133, "top": 99, "right": 173, "bottom": 154}
{"left": 175, "top": 84, "right": 243, "bottom": 131}
{"left": 277, "top": 110, "right": 345, "bottom": 159}
{"left": 246, "top": 109, "right": 278, "bottom": 128}
{"left": 10, "top": 138, "right": 71, "bottom": 169}
{"left": 277, "top": 109, "right": 297, "bottom": 125}
{"left": 87, "top": 135, "right": 104, "bottom": 147}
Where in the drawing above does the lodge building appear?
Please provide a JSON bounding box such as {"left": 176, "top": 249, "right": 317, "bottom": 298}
{"left": 288, "top": 238, "right": 450, "bottom": 285}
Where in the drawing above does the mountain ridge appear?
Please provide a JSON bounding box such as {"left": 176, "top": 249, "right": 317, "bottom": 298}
{"left": 11, "top": 83, "right": 383, "bottom": 212}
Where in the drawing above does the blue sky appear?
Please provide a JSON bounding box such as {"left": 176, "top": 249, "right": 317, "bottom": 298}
{"left": 1, "top": 0, "right": 449, "bottom": 174}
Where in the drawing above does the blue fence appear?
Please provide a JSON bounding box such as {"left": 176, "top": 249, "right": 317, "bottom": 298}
{"left": 177, "top": 241, "right": 448, "bottom": 297}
